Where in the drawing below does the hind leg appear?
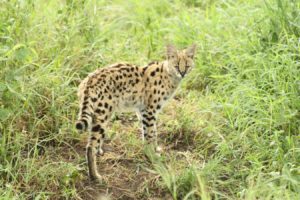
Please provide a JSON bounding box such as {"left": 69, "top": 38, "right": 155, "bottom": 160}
{"left": 86, "top": 106, "right": 112, "bottom": 181}
{"left": 86, "top": 124, "right": 105, "bottom": 181}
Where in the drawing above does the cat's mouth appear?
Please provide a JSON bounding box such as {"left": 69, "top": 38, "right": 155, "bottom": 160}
{"left": 175, "top": 66, "right": 186, "bottom": 78}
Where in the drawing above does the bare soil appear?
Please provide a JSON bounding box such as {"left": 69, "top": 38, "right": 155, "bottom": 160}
{"left": 73, "top": 116, "right": 175, "bottom": 200}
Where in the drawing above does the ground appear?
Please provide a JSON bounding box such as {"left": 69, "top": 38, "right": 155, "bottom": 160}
{"left": 68, "top": 99, "right": 199, "bottom": 200}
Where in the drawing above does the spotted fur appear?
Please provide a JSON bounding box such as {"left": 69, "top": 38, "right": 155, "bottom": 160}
{"left": 76, "top": 44, "right": 196, "bottom": 181}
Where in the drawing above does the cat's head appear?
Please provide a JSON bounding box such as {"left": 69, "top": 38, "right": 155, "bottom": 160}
{"left": 166, "top": 44, "right": 197, "bottom": 78}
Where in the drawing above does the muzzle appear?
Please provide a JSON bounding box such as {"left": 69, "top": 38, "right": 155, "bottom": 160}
{"left": 175, "top": 66, "right": 186, "bottom": 78}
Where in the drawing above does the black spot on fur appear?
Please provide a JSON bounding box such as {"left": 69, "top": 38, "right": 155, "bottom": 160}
{"left": 150, "top": 71, "right": 156, "bottom": 76}
{"left": 143, "top": 114, "right": 155, "bottom": 121}
{"left": 113, "top": 63, "right": 123, "bottom": 68}
{"left": 95, "top": 109, "right": 101, "bottom": 114}
{"left": 148, "top": 61, "right": 157, "bottom": 66}
{"left": 76, "top": 122, "right": 83, "bottom": 130}
{"left": 92, "top": 125, "right": 104, "bottom": 132}
{"left": 142, "top": 120, "right": 151, "bottom": 127}
{"left": 82, "top": 119, "right": 88, "bottom": 128}
{"left": 143, "top": 66, "right": 148, "bottom": 74}
{"left": 82, "top": 111, "right": 91, "bottom": 116}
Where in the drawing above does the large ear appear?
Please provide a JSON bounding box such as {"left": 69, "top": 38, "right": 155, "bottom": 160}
{"left": 166, "top": 44, "right": 177, "bottom": 59}
{"left": 185, "top": 44, "right": 197, "bottom": 59}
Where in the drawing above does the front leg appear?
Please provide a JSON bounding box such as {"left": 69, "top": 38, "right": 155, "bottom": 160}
{"left": 140, "top": 109, "right": 159, "bottom": 150}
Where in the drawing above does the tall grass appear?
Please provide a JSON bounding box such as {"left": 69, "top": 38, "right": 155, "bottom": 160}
{"left": 0, "top": 0, "right": 299, "bottom": 199}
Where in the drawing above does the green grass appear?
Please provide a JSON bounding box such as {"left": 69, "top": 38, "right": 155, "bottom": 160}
{"left": 0, "top": 0, "right": 299, "bottom": 199}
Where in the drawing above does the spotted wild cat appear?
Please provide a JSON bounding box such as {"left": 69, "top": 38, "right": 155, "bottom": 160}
{"left": 75, "top": 44, "right": 196, "bottom": 181}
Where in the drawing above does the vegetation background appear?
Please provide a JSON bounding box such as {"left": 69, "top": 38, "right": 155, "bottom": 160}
{"left": 0, "top": 0, "right": 299, "bottom": 199}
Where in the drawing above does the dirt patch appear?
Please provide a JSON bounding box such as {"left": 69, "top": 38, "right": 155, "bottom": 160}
{"left": 72, "top": 113, "right": 172, "bottom": 200}
{"left": 74, "top": 140, "right": 171, "bottom": 200}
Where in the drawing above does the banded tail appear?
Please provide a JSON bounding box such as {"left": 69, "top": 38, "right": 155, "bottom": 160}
{"left": 76, "top": 95, "right": 93, "bottom": 132}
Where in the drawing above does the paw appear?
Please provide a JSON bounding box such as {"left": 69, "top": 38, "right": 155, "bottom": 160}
{"left": 96, "top": 148, "right": 104, "bottom": 156}
{"left": 156, "top": 145, "right": 163, "bottom": 153}
{"left": 155, "top": 145, "right": 163, "bottom": 156}
{"left": 90, "top": 173, "right": 102, "bottom": 182}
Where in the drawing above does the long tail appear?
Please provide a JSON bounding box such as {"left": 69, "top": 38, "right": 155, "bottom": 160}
{"left": 76, "top": 88, "right": 93, "bottom": 132}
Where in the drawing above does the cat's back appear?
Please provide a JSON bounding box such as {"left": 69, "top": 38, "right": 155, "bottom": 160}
{"left": 78, "top": 63, "right": 145, "bottom": 99}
